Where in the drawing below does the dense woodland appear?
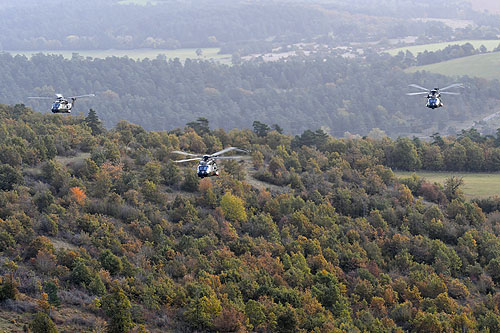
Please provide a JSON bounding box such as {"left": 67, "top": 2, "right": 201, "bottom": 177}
{"left": 1, "top": 104, "right": 500, "bottom": 331}
{"left": 1, "top": 0, "right": 499, "bottom": 52}
{"left": 2, "top": 52, "right": 500, "bottom": 136}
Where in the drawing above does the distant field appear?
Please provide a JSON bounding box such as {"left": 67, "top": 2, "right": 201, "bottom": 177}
{"left": 404, "top": 52, "right": 500, "bottom": 80}
{"left": 3, "top": 48, "right": 232, "bottom": 63}
{"left": 118, "top": 0, "right": 161, "bottom": 4}
{"left": 469, "top": 0, "right": 500, "bottom": 14}
{"left": 395, "top": 171, "right": 500, "bottom": 198}
{"left": 386, "top": 40, "right": 500, "bottom": 56}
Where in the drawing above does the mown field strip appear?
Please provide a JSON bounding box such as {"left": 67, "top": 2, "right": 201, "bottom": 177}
{"left": 3, "top": 48, "right": 231, "bottom": 63}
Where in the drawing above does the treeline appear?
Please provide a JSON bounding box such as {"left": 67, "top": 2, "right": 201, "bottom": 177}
{"left": 291, "top": 127, "right": 500, "bottom": 172}
{"left": 2, "top": 104, "right": 500, "bottom": 331}
{"left": 2, "top": 52, "right": 500, "bottom": 136}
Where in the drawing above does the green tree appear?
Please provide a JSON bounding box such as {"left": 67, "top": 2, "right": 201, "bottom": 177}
{"left": 89, "top": 275, "right": 107, "bottom": 296}
{"left": 71, "top": 258, "right": 93, "bottom": 287}
{"left": 85, "top": 109, "right": 104, "bottom": 136}
{"left": 181, "top": 170, "right": 199, "bottom": 192}
{"left": 312, "top": 270, "right": 349, "bottom": 318}
{"left": 100, "top": 249, "right": 123, "bottom": 275}
{"left": 184, "top": 295, "right": 222, "bottom": 330}
{"left": 187, "top": 117, "right": 210, "bottom": 136}
{"left": 245, "top": 300, "right": 266, "bottom": 329}
{"left": 29, "top": 312, "right": 57, "bottom": 333}
{"left": 0, "top": 276, "right": 18, "bottom": 301}
{"left": 162, "top": 161, "right": 182, "bottom": 186}
{"left": 392, "top": 137, "right": 421, "bottom": 171}
{"left": 444, "top": 176, "right": 464, "bottom": 201}
{"left": 444, "top": 143, "right": 466, "bottom": 171}
{"left": 253, "top": 121, "right": 270, "bottom": 137}
{"left": 276, "top": 306, "right": 298, "bottom": 333}
{"left": 0, "top": 164, "right": 24, "bottom": 191}
{"left": 44, "top": 281, "right": 60, "bottom": 307}
{"left": 102, "top": 286, "right": 133, "bottom": 333}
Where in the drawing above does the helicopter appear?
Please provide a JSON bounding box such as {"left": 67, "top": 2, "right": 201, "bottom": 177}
{"left": 28, "top": 93, "right": 95, "bottom": 113}
{"left": 173, "top": 147, "right": 249, "bottom": 178}
{"left": 407, "top": 83, "right": 463, "bottom": 109}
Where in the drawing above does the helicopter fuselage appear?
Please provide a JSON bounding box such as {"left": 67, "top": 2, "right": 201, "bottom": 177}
{"left": 426, "top": 97, "right": 443, "bottom": 109}
{"left": 426, "top": 90, "right": 442, "bottom": 109}
{"left": 51, "top": 98, "right": 73, "bottom": 113}
{"left": 197, "top": 158, "right": 219, "bottom": 178}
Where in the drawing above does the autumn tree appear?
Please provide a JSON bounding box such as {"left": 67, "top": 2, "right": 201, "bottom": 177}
{"left": 69, "top": 187, "right": 86, "bottom": 206}
{"left": 220, "top": 192, "right": 247, "bottom": 222}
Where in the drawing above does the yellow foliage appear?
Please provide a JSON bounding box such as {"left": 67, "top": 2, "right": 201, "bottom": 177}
{"left": 220, "top": 192, "right": 247, "bottom": 222}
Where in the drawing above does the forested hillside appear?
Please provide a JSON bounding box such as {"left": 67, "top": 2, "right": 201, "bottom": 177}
{"left": 0, "top": 0, "right": 424, "bottom": 51}
{"left": 1, "top": 0, "right": 497, "bottom": 52}
{"left": 2, "top": 52, "right": 500, "bottom": 136}
{"left": 2, "top": 104, "right": 500, "bottom": 331}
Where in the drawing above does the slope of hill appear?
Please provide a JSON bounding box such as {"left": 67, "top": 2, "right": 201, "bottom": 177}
{"left": 1, "top": 104, "right": 500, "bottom": 331}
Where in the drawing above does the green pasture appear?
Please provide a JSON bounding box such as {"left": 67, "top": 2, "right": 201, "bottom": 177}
{"left": 404, "top": 52, "right": 500, "bottom": 80}
{"left": 4, "top": 48, "right": 232, "bottom": 63}
{"left": 395, "top": 171, "right": 500, "bottom": 199}
{"left": 386, "top": 40, "right": 500, "bottom": 56}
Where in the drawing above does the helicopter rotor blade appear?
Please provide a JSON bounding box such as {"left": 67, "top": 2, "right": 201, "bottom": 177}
{"left": 408, "top": 84, "right": 429, "bottom": 91}
{"left": 213, "top": 156, "right": 249, "bottom": 160}
{"left": 406, "top": 92, "right": 428, "bottom": 96}
{"left": 174, "top": 158, "right": 202, "bottom": 163}
{"left": 28, "top": 97, "right": 53, "bottom": 99}
{"left": 440, "top": 91, "right": 460, "bottom": 95}
{"left": 171, "top": 150, "right": 202, "bottom": 157}
{"left": 211, "top": 147, "right": 248, "bottom": 157}
{"left": 68, "top": 94, "right": 96, "bottom": 99}
{"left": 440, "top": 83, "right": 464, "bottom": 91}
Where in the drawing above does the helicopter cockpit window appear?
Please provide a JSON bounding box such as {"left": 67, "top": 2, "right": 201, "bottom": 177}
{"left": 198, "top": 166, "right": 209, "bottom": 172}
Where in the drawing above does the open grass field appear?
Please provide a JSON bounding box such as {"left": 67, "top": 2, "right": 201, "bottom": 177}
{"left": 118, "top": 0, "right": 163, "bottom": 5}
{"left": 3, "top": 48, "right": 232, "bottom": 63}
{"left": 469, "top": 0, "right": 500, "bottom": 14}
{"left": 404, "top": 52, "right": 500, "bottom": 80}
{"left": 386, "top": 40, "right": 500, "bottom": 56}
{"left": 395, "top": 171, "right": 500, "bottom": 199}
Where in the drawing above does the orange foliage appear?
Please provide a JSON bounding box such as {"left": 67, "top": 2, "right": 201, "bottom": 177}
{"left": 100, "top": 161, "right": 123, "bottom": 180}
{"left": 198, "top": 178, "right": 212, "bottom": 193}
{"left": 69, "top": 187, "right": 86, "bottom": 206}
